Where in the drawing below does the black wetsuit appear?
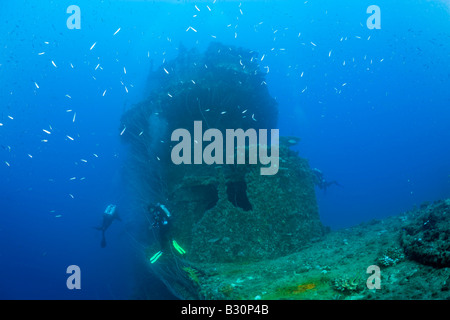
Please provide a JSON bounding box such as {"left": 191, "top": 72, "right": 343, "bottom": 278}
{"left": 311, "top": 168, "right": 341, "bottom": 193}
{"left": 149, "top": 204, "right": 172, "bottom": 251}
{"left": 95, "top": 206, "right": 121, "bottom": 248}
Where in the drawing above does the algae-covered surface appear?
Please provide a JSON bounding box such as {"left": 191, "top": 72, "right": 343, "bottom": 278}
{"left": 164, "top": 199, "right": 450, "bottom": 300}
{"left": 165, "top": 137, "right": 323, "bottom": 264}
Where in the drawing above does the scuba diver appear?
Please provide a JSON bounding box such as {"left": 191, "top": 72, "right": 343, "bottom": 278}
{"left": 311, "top": 168, "right": 342, "bottom": 193}
{"left": 147, "top": 202, "right": 186, "bottom": 264}
{"left": 95, "top": 204, "right": 121, "bottom": 248}
{"left": 148, "top": 202, "right": 172, "bottom": 249}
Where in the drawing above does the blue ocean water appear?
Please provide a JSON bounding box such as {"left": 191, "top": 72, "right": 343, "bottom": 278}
{"left": 0, "top": 0, "right": 449, "bottom": 299}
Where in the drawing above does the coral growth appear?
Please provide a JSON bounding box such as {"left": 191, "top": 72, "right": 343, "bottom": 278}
{"left": 377, "top": 247, "right": 405, "bottom": 267}
{"left": 182, "top": 266, "right": 201, "bottom": 286}
{"left": 332, "top": 276, "right": 361, "bottom": 293}
{"left": 400, "top": 199, "right": 450, "bottom": 268}
{"left": 266, "top": 281, "right": 318, "bottom": 299}
{"left": 292, "top": 283, "right": 316, "bottom": 294}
